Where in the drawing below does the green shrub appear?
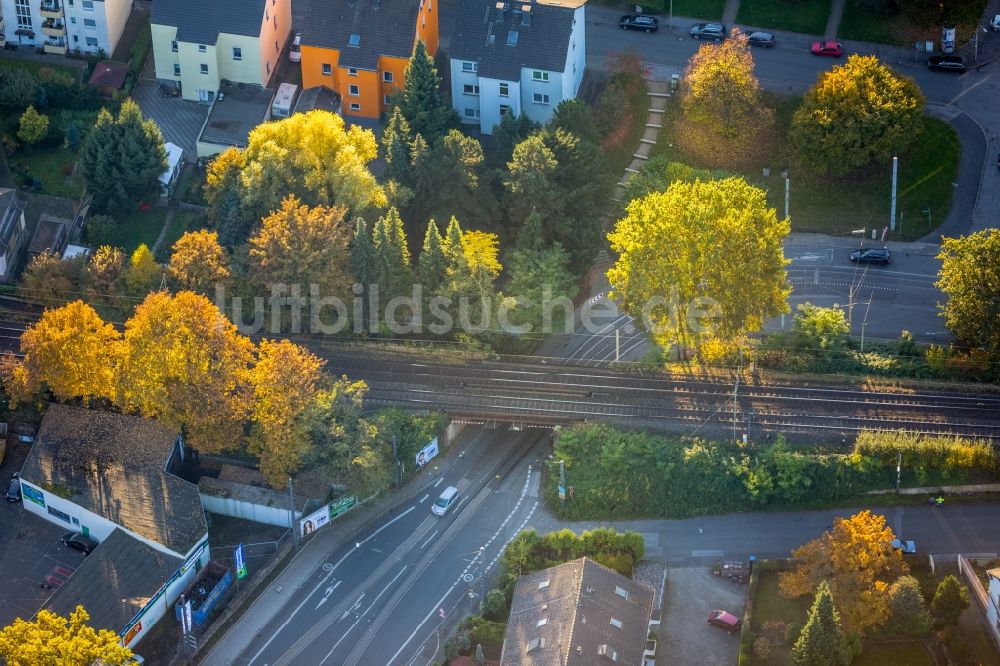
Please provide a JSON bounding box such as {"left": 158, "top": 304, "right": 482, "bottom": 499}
{"left": 500, "top": 527, "right": 644, "bottom": 577}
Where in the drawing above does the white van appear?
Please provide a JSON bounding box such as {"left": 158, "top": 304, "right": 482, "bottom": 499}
{"left": 289, "top": 33, "right": 302, "bottom": 62}
{"left": 431, "top": 486, "right": 459, "bottom": 516}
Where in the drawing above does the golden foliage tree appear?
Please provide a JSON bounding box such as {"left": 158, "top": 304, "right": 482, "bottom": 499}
{"left": 124, "top": 243, "right": 162, "bottom": 295}
{"left": 86, "top": 245, "right": 126, "bottom": 305}
{"left": 247, "top": 339, "right": 325, "bottom": 487}
{"left": 248, "top": 196, "right": 353, "bottom": 302}
{"left": 168, "top": 229, "right": 231, "bottom": 293}
{"left": 607, "top": 177, "right": 790, "bottom": 357}
{"left": 117, "top": 291, "right": 254, "bottom": 452}
{"left": 18, "top": 300, "right": 122, "bottom": 405}
{"left": 19, "top": 252, "right": 87, "bottom": 307}
{"left": 0, "top": 605, "right": 133, "bottom": 666}
{"left": 779, "top": 510, "right": 908, "bottom": 636}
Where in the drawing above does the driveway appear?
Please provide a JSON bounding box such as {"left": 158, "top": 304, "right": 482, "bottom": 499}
{"left": 659, "top": 567, "right": 745, "bottom": 666}
{"left": 133, "top": 56, "right": 208, "bottom": 161}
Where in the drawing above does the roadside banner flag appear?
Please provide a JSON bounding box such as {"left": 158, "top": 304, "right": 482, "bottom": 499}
{"left": 235, "top": 544, "right": 248, "bottom": 580}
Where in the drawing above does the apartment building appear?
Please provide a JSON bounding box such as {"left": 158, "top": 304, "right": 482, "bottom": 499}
{"left": 449, "top": 0, "right": 586, "bottom": 135}
{"left": 297, "top": 0, "right": 438, "bottom": 119}
{"left": 0, "top": 0, "right": 131, "bottom": 55}
{"left": 151, "top": 0, "right": 291, "bottom": 102}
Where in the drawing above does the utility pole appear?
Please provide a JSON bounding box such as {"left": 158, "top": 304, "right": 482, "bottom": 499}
{"left": 288, "top": 477, "right": 299, "bottom": 550}
{"left": 784, "top": 176, "right": 790, "bottom": 220}
{"left": 889, "top": 156, "right": 898, "bottom": 232}
{"left": 615, "top": 328, "right": 620, "bottom": 363}
{"left": 669, "top": 0, "right": 673, "bottom": 30}
{"left": 895, "top": 453, "right": 902, "bottom": 494}
{"left": 391, "top": 433, "right": 400, "bottom": 487}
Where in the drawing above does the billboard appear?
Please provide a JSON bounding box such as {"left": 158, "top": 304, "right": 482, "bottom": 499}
{"left": 235, "top": 544, "right": 248, "bottom": 580}
{"left": 415, "top": 438, "right": 439, "bottom": 468}
{"left": 300, "top": 496, "right": 359, "bottom": 538}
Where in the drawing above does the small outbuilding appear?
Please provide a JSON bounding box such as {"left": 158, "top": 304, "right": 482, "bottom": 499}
{"left": 88, "top": 61, "right": 128, "bottom": 97}
{"left": 159, "top": 142, "right": 185, "bottom": 197}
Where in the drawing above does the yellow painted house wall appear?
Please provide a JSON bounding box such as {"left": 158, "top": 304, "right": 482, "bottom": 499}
{"left": 151, "top": 23, "right": 180, "bottom": 82}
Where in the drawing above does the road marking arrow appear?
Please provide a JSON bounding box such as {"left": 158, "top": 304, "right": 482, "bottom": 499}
{"left": 315, "top": 580, "right": 342, "bottom": 610}
{"left": 340, "top": 594, "right": 365, "bottom": 621}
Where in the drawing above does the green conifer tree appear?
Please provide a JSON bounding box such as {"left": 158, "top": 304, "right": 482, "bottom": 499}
{"left": 382, "top": 106, "right": 414, "bottom": 186}
{"left": 792, "top": 581, "right": 851, "bottom": 666}
{"left": 398, "top": 41, "right": 458, "bottom": 143}
{"left": 419, "top": 218, "right": 447, "bottom": 296}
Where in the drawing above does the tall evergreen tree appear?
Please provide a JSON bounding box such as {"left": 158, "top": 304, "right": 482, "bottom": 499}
{"left": 81, "top": 99, "right": 168, "bottom": 211}
{"left": 419, "top": 218, "right": 447, "bottom": 296}
{"left": 350, "top": 218, "right": 375, "bottom": 287}
{"left": 383, "top": 106, "right": 414, "bottom": 186}
{"left": 372, "top": 208, "right": 413, "bottom": 301}
{"left": 930, "top": 575, "right": 970, "bottom": 626}
{"left": 398, "top": 41, "right": 459, "bottom": 143}
{"left": 792, "top": 582, "right": 851, "bottom": 666}
{"left": 443, "top": 215, "right": 465, "bottom": 276}
{"left": 493, "top": 111, "right": 539, "bottom": 165}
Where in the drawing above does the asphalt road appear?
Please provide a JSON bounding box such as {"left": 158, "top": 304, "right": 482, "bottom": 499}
{"left": 221, "top": 425, "right": 549, "bottom": 666}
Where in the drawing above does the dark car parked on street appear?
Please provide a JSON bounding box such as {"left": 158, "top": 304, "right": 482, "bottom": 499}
{"left": 62, "top": 532, "right": 99, "bottom": 555}
{"left": 850, "top": 247, "right": 892, "bottom": 265}
{"left": 746, "top": 31, "right": 776, "bottom": 48}
{"left": 927, "top": 55, "right": 967, "bottom": 73}
{"left": 690, "top": 23, "right": 727, "bottom": 41}
{"left": 619, "top": 14, "right": 658, "bottom": 32}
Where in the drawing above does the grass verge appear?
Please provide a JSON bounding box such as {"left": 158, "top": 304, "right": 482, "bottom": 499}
{"left": 10, "top": 148, "right": 83, "bottom": 199}
{"left": 106, "top": 206, "right": 169, "bottom": 253}
{"left": 839, "top": 1, "right": 988, "bottom": 47}
{"left": 736, "top": 0, "right": 831, "bottom": 36}
{"left": 588, "top": 0, "right": 726, "bottom": 21}
{"left": 0, "top": 57, "right": 82, "bottom": 80}
{"left": 155, "top": 210, "right": 208, "bottom": 261}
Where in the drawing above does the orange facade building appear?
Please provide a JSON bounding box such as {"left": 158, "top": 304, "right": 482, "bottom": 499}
{"left": 298, "top": 0, "right": 438, "bottom": 119}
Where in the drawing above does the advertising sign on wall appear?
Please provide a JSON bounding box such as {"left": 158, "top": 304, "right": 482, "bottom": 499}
{"left": 21, "top": 484, "right": 45, "bottom": 508}
{"left": 415, "top": 438, "right": 439, "bottom": 468}
{"left": 235, "top": 544, "right": 248, "bottom": 580}
{"left": 300, "top": 506, "right": 330, "bottom": 538}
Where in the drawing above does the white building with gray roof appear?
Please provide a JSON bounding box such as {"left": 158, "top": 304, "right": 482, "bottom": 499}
{"left": 449, "top": 0, "right": 586, "bottom": 135}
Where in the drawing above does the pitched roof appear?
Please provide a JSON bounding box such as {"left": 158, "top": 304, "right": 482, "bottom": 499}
{"left": 87, "top": 61, "right": 128, "bottom": 90}
{"left": 297, "top": 0, "right": 420, "bottom": 70}
{"left": 44, "top": 528, "right": 183, "bottom": 635}
{"left": 21, "top": 405, "right": 207, "bottom": 555}
{"left": 0, "top": 187, "right": 26, "bottom": 250}
{"left": 449, "top": 0, "right": 581, "bottom": 81}
{"left": 500, "top": 557, "right": 654, "bottom": 666}
{"left": 152, "top": 0, "right": 266, "bottom": 45}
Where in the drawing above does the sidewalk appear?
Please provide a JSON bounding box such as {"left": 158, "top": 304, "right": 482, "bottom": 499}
{"left": 197, "top": 441, "right": 470, "bottom": 665}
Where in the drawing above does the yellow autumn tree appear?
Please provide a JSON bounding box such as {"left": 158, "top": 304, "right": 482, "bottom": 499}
{"left": 116, "top": 291, "right": 254, "bottom": 452}
{"left": 247, "top": 339, "right": 325, "bottom": 487}
{"left": 168, "top": 229, "right": 231, "bottom": 293}
{"left": 0, "top": 605, "right": 132, "bottom": 666}
{"left": 124, "top": 243, "right": 163, "bottom": 295}
{"left": 779, "top": 510, "right": 909, "bottom": 636}
{"left": 17, "top": 300, "right": 121, "bottom": 405}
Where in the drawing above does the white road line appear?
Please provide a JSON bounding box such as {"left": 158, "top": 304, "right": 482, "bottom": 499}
{"left": 321, "top": 568, "right": 409, "bottom": 665}
{"left": 420, "top": 529, "right": 439, "bottom": 549}
{"left": 433, "top": 477, "right": 444, "bottom": 488}
{"left": 419, "top": 494, "right": 429, "bottom": 503}
{"left": 315, "top": 580, "right": 343, "bottom": 610}
{"left": 246, "top": 505, "right": 415, "bottom": 666}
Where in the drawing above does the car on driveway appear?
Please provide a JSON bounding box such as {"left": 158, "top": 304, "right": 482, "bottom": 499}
{"left": 927, "top": 55, "right": 967, "bottom": 73}
{"left": 811, "top": 40, "right": 844, "bottom": 57}
{"left": 690, "top": 23, "right": 727, "bottom": 41}
{"left": 289, "top": 33, "right": 301, "bottom": 62}
{"left": 5, "top": 474, "right": 20, "bottom": 503}
{"left": 708, "top": 609, "right": 741, "bottom": 633}
{"left": 746, "top": 31, "right": 776, "bottom": 48}
{"left": 850, "top": 247, "right": 891, "bottom": 265}
{"left": 891, "top": 538, "right": 917, "bottom": 554}
{"left": 619, "top": 14, "right": 658, "bottom": 33}
{"left": 62, "top": 532, "right": 99, "bottom": 555}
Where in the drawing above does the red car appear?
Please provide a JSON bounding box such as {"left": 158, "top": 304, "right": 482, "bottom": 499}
{"left": 811, "top": 40, "right": 844, "bottom": 57}
{"left": 708, "top": 609, "right": 741, "bottom": 634}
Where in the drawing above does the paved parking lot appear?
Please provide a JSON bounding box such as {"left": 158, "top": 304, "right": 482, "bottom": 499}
{"left": 133, "top": 57, "right": 209, "bottom": 161}
{"left": 659, "top": 567, "right": 746, "bottom": 666}
{"left": 0, "top": 440, "right": 89, "bottom": 627}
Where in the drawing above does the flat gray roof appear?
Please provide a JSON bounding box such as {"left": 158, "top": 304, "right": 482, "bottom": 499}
{"left": 199, "top": 83, "right": 275, "bottom": 149}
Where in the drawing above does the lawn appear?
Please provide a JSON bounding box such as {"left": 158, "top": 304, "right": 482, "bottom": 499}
{"left": 9, "top": 148, "right": 83, "bottom": 199}
{"left": 854, "top": 641, "right": 933, "bottom": 666}
{"left": 839, "top": 1, "right": 988, "bottom": 47}
{"left": 105, "top": 206, "right": 169, "bottom": 254}
{"left": 589, "top": 0, "right": 726, "bottom": 21}
{"left": 647, "top": 96, "right": 959, "bottom": 241}
{"left": 736, "top": 0, "right": 831, "bottom": 36}
{"left": 154, "top": 210, "right": 208, "bottom": 262}
{"left": 0, "top": 57, "right": 83, "bottom": 80}
{"left": 749, "top": 570, "right": 811, "bottom": 665}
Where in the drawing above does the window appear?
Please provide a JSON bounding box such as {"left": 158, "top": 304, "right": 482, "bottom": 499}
{"left": 83, "top": 18, "right": 96, "bottom": 27}
{"left": 383, "top": 71, "right": 393, "bottom": 82}
{"left": 171, "top": 40, "right": 178, "bottom": 52}
{"left": 85, "top": 36, "right": 98, "bottom": 46}
{"left": 349, "top": 33, "right": 360, "bottom": 47}
{"left": 274, "top": 16, "right": 277, "bottom": 29}
{"left": 615, "top": 586, "right": 628, "bottom": 600}
{"left": 266, "top": 60, "right": 271, "bottom": 75}
{"left": 70, "top": 17, "right": 77, "bottom": 23}
{"left": 536, "top": 618, "right": 547, "bottom": 627}
{"left": 82, "top": 0, "right": 93, "bottom": 9}
{"left": 610, "top": 618, "right": 623, "bottom": 629}
{"left": 384, "top": 94, "right": 391, "bottom": 105}
{"left": 348, "top": 67, "right": 358, "bottom": 77}
{"left": 463, "top": 84, "right": 479, "bottom": 95}
{"left": 350, "top": 102, "right": 360, "bottom": 111}
{"left": 173, "top": 64, "right": 180, "bottom": 76}
{"left": 322, "top": 63, "right": 332, "bottom": 75}
{"left": 464, "top": 108, "right": 479, "bottom": 118}
{"left": 532, "top": 93, "right": 549, "bottom": 105}
{"left": 198, "top": 44, "right": 207, "bottom": 52}
{"left": 499, "top": 104, "right": 510, "bottom": 117}
{"left": 349, "top": 84, "right": 360, "bottom": 97}
{"left": 200, "top": 63, "right": 209, "bottom": 74}
{"left": 499, "top": 83, "right": 509, "bottom": 97}
{"left": 275, "top": 40, "right": 279, "bottom": 53}
{"left": 73, "top": 35, "right": 78, "bottom": 42}
{"left": 265, "top": 8, "right": 269, "bottom": 20}
{"left": 532, "top": 71, "right": 549, "bottom": 81}
{"left": 537, "top": 580, "right": 550, "bottom": 590}
{"left": 233, "top": 47, "right": 242, "bottom": 60}
{"left": 462, "top": 61, "right": 477, "bottom": 73}
{"left": 48, "top": 505, "right": 72, "bottom": 523}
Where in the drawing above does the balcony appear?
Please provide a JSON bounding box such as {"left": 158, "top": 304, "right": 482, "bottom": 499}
{"left": 39, "top": 1, "right": 63, "bottom": 19}
{"left": 41, "top": 19, "right": 65, "bottom": 37}
{"left": 43, "top": 39, "right": 67, "bottom": 55}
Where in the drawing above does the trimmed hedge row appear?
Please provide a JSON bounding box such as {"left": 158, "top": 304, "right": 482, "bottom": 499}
{"left": 547, "top": 425, "right": 998, "bottom": 520}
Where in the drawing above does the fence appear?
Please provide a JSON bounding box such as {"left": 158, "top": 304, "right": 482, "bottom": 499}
{"left": 212, "top": 531, "right": 292, "bottom": 564}
{"left": 957, "top": 553, "right": 1000, "bottom": 654}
